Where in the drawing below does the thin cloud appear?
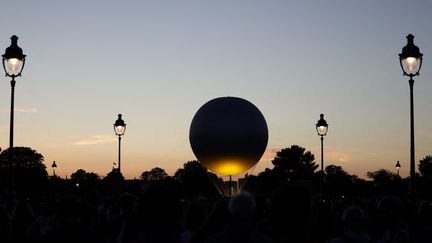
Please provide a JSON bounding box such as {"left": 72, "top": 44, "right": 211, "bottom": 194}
{"left": 326, "top": 151, "right": 352, "bottom": 163}
{"left": 0, "top": 107, "right": 39, "bottom": 113}
{"left": 73, "top": 135, "right": 116, "bottom": 145}
{"left": 260, "top": 147, "right": 281, "bottom": 161}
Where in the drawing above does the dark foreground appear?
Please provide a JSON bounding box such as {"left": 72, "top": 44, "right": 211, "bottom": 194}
{"left": 1, "top": 181, "right": 431, "bottom": 243}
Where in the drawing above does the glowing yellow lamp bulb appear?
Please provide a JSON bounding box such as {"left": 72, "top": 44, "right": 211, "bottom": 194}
{"left": 115, "top": 126, "right": 125, "bottom": 135}
{"left": 405, "top": 57, "right": 417, "bottom": 72}
{"left": 317, "top": 125, "right": 327, "bottom": 135}
{"left": 319, "top": 126, "right": 325, "bottom": 133}
{"left": 406, "top": 57, "right": 416, "bottom": 64}
{"left": 7, "top": 58, "right": 20, "bottom": 72}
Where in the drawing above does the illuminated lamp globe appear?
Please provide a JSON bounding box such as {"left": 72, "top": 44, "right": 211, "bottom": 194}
{"left": 189, "top": 97, "right": 268, "bottom": 176}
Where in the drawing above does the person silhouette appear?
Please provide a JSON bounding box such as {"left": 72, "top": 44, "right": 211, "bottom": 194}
{"left": 204, "top": 192, "right": 272, "bottom": 243}
{"left": 39, "top": 197, "right": 105, "bottom": 243}
{"left": 117, "top": 184, "right": 182, "bottom": 243}
{"left": 328, "top": 205, "right": 379, "bottom": 243}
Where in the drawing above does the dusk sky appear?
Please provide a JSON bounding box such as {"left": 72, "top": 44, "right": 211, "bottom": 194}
{"left": 1, "top": 1, "right": 431, "bottom": 180}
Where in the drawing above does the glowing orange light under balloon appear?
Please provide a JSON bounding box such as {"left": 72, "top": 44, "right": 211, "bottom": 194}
{"left": 212, "top": 160, "right": 249, "bottom": 176}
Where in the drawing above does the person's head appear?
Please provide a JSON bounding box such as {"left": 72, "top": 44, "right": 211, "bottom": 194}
{"left": 342, "top": 205, "right": 368, "bottom": 232}
{"left": 417, "top": 201, "right": 432, "bottom": 225}
{"left": 376, "top": 196, "right": 404, "bottom": 227}
{"left": 57, "top": 197, "right": 82, "bottom": 226}
{"left": 269, "top": 181, "right": 314, "bottom": 226}
{"left": 134, "top": 183, "right": 181, "bottom": 230}
{"left": 377, "top": 196, "right": 403, "bottom": 214}
{"left": 184, "top": 200, "right": 206, "bottom": 231}
{"left": 118, "top": 192, "right": 135, "bottom": 214}
{"left": 228, "top": 191, "right": 256, "bottom": 223}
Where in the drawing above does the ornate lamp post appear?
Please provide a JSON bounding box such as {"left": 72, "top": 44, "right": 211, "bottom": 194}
{"left": 2, "top": 35, "right": 26, "bottom": 192}
{"left": 52, "top": 161, "right": 57, "bottom": 177}
{"left": 395, "top": 161, "right": 401, "bottom": 175}
{"left": 114, "top": 114, "right": 126, "bottom": 173}
{"left": 316, "top": 114, "right": 328, "bottom": 173}
{"left": 316, "top": 114, "right": 328, "bottom": 195}
{"left": 399, "top": 34, "right": 423, "bottom": 191}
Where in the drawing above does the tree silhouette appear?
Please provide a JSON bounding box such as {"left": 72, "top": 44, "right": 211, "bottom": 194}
{"left": 325, "top": 165, "right": 354, "bottom": 196}
{"left": 104, "top": 168, "right": 124, "bottom": 183}
{"left": 272, "top": 145, "right": 318, "bottom": 182}
{"left": 367, "top": 169, "right": 402, "bottom": 194}
{"left": 367, "top": 169, "right": 400, "bottom": 181}
{"left": 252, "top": 168, "right": 285, "bottom": 195}
{"left": 174, "top": 160, "right": 222, "bottom": 198}
{"left": 325, "top": 165, "right": 350, "bottom": 180}
{"left": 70, "top": 169, "right": 100, "bottom": 183}
{"left": 141, "top": 167, "right": 168, "bottom": 182}
{"left": 70, "top": 169, "right": 86, "bottom": 181}
{"left": 419, "top": 155, "right": 432, "bottom": 178}
{"left": 102, "top": 168, "right": 125, "bottom": 193}
{"left": 69, "top": 169, "right": 101, "bottom": 193}
{"left": 0, "top": 146, "right": 48, "bottom": 193}
{"left": 417, "top": 155, "right": 432, "bottom": 199}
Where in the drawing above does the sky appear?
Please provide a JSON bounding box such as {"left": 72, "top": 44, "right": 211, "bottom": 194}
{"left": 0, "top": 0, "right": 431, "bottom": 180}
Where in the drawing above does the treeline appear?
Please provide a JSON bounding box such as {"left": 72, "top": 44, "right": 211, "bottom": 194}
{"left": 1, "top": 146, "right": 432, "bottom": 199}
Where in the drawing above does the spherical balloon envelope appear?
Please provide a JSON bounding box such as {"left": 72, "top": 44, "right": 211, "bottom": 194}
{"left": 189, "top": 97, "right": 268, "bottom": 176}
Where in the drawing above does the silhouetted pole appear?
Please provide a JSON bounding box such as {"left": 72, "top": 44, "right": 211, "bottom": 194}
{"left": 9, "top": 78, "right": 15, "bottom": 189}
{"left": 399, "top": 34, "right": 423, "bottom": 192}
{"left": 409, "top": 77, "right": 415, "bottom": 185}
{"left": 321, "top": 136, "right": 324, "bottom": 174}
{"left": 114, "top": 114, "right": 126, "bottom": 174}
{"left": 2, "top": 35, "right": 26, "bottom": 194}
{"left": 118, "top": 136, "right": 122, "bottom": 172}
{"left": 316, "top": 114, "right": 328, "bottom": 196}
{"left": 229, "top": 175, "right": 232, "bottom": 196}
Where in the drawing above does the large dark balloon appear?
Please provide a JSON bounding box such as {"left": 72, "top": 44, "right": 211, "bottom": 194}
{"left": 189, "top": 97, "right": 268, "bottom": 176}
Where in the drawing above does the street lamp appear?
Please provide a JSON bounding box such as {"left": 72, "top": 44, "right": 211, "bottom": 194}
{"left": 114, "top": 114, "right": 126, "bottom": 173}
{"left": 316, "top": 114, "right": 328, "bottom": 195}
{"left": 316, "top": 114, "right": 328, "bottom": 172}
{"left": 52, "top": 161, "right": 57, "bottom": 177}
{"left": 399, "top": 34, "right": 423, "bottom": 191}
{"left": 2, "top": 35, "right": 26, "bottom": 192}
{"left": 395, "top": 161, "right": 401, "bottom": 175}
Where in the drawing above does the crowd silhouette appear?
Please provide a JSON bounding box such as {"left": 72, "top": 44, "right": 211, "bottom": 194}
{"left": 1, "top": 146, "right": 432, "bottom": 242}
{"left": 1, "top": 180, "right": 432, "bottom": 243}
